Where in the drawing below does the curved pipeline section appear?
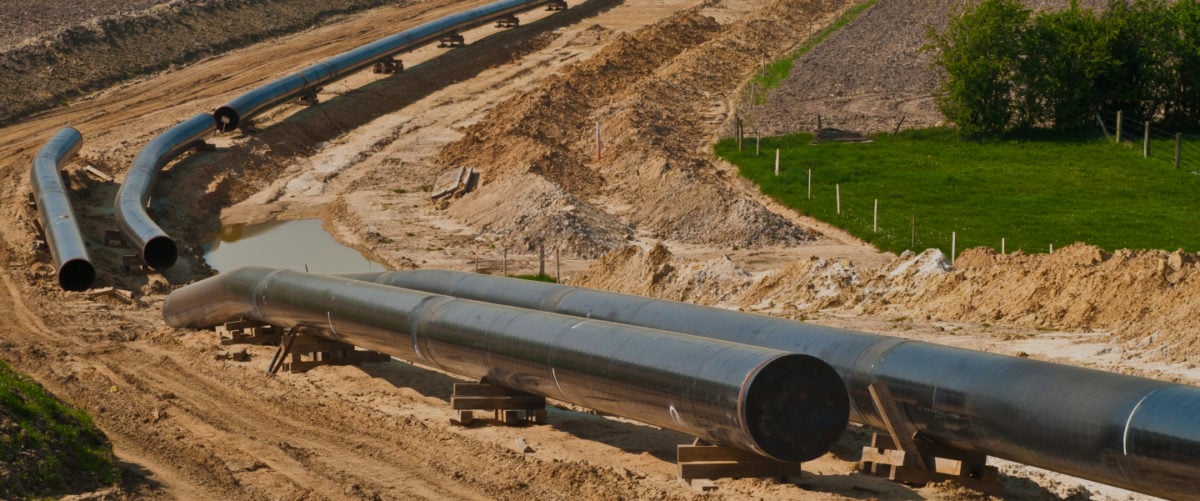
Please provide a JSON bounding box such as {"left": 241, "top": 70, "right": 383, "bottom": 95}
{"left": 162, "top": 267, "right": 850, "bottom": 462}
{"left": 30, "top": 128, "right": 94, "bottom": 291}
{"left": 354, "top": 269, "right": 1200, "bottom": 500}
{"left": 214, "top": 0, "right": 556, "bottom": 131}
{"left": 114, "top": 113, "right": 215, "bottom": 270}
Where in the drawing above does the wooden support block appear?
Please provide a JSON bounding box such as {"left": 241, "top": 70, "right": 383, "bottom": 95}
{"left": 122, "top": 254, "right": 146, "bottom": 274}
{"left": 677, "top": 439, "right": 802, "bottom": 491}
{"left": 449, "top": 381, "right": 546, "bottom": 426}
{"left": 84, "top": 165, "right": 114, "bottom": 182}
{"left": 104, "top": 230, "right": 124, "bottom": 247}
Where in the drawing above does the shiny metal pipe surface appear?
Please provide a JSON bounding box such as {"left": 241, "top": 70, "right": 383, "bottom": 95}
{"left": 213, "top": 0, "right": 554, "bottom": 131}
{"left": 163, "top": 267, "right": 849, "bottom": 462}
{"left": 355, "top": 269, "right": 1200, "bottom": 500}
{"left": 113, "top": 113, "right": 214, "bottom": 270}
{"left": 30, "top": 128, "right": 94, "bottom": 291}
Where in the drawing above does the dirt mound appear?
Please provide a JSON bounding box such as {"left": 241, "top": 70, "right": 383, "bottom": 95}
{"left": 577, "top": 242, "right": 1200, "bottom": 363}
{"left": 0, "top": 0, "right": 398, "bottom": 125}
{"left": 570, "top": 242, "right": 754, "bottom": 304}
{"left": 440, "top": 0, "right": 850, "bottom": 254}
{"left": 758, "top": 0, "right": 1110, "bottom": 134}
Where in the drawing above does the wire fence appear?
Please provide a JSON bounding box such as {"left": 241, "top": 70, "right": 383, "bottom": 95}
{"left": 1096, "top": 109, "right": 1200, "bottom": 172}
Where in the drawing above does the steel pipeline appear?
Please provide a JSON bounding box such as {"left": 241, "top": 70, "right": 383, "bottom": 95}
{"left": 161, "top": 267, "right": 850, "bottom": 462}
{"left": 113, "top": 113, "right": 215, "bottom": 270}
{"left": 350, "top": 269, "right": 1200, "bottom": 500}
{"left": 30, "top": 128, "right": 94, "bottom": 291}
{"left": 213, "top": 0, "right": 556, "bottom": 131}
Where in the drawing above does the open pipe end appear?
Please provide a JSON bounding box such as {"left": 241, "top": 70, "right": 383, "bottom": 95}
{"left": 143, "top": 236, "right": 178, "bottom": 270}
{"left": 58, "top": 259, "right": 95, "bottom": 292}
{"left": 213, "top": 107, "right": 240, "bottom": 132}
{"left": 744, "top": 354, "right": 850, "bottom": 462}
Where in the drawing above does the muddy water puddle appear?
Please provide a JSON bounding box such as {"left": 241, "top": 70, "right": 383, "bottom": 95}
{"left": 202, "top": 219, "right": 385, "bottom": 274}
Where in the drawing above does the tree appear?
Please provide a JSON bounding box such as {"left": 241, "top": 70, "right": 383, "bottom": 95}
{"left": 927, "top": 0, "right": 1031, "bottom": 137}
{"left": 1165, "top": 0, "right": 1200, "bottom": 128}
{"left": 1019, "top": 3, "right": 1116, "bottom": 129}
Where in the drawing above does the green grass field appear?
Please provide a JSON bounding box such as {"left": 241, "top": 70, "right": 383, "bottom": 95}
{"left": 716, "top": 128, "right": 1200, "bottom": 256}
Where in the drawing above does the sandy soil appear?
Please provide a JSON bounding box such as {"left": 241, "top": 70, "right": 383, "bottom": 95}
{"left": 0, "top": 0, "right": 1190, "bottom": 499}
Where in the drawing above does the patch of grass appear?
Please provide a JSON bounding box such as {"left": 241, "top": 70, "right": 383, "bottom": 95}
{"left": 715, "top": 128, "right": 1200, "bottom": 256}
{"left": 392, "top": 188, "right": 407, "bottom": 194}
{"left": 748, "top": 0, "right": 878, "bottom": 103}
{"left": 510, "top": 273, "right": 557, "bottom": 283}
{"left": 0, "top": 359, "right": 114, "bottom": 498}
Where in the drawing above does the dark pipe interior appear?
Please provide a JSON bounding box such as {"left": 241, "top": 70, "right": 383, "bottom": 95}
{"left": 744, "top": 353, "right": 850, "bottom": 462}
{"left": 143, "top": 236, "right": 178, "bottom": 270}
{"left": 57, "top": 259, "right": 95, "bottom": 292}
{"left": 213, "top": 107, "right": 239, "bottom": 132}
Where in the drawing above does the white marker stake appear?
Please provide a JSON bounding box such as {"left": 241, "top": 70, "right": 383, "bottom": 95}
{"left": 807, "top": 169, "right": 812, "bottom": 200}
{"left": 1001, "top": 238, "right": 1006, "bottom": 255}
{"left": 774, "top": 148, "right": 780, "bottom": 176}
{"left": 951, "top": 232, "right": 956, "bottom": 265}
{"left": 836, "top": 184, "right": 841, "bottom": 214}
{"left": 873, "top": 199, "right": 878, "bottom": 233}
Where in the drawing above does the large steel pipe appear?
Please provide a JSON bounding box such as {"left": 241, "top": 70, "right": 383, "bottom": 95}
{"left": 30, "top": 128, "right": 94, "bottom": 291}
{"left": 114, "top": 113, "right": 215, "bottom": 270}
{"left": 162, "top": 267, "right": 850, "bottom": 462}
{"left": 214, "top": 0, "right": 555, "bottom": 131}
{"left": 355, "top": 269, "right": 1200, "bottom": 500}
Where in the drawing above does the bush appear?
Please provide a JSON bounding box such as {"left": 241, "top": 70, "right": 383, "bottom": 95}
{"left": 928, "top": 0, "right": 1200, "bottom": 135}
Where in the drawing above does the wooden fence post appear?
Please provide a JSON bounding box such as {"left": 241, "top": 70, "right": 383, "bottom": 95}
{"left": 873, "top": 199, "right": 878, "bottom": 233}
{"left": 836, "top": 184, "right": 841, "bottom": 214}
{"left": 951, "top": 232, "right": 956, "bottom": 266}
{"left": 807, "top": 169, "right": 812, "bottom": 200}
{"left": 774, "top": 148, "right": 780, "bottom": 176}
{"left": 1144, "top": 121, "right": 1150, "bottom": 158}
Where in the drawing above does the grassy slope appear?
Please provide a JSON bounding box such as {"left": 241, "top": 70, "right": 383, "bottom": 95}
{"left": 0, "top": 358, "right": 113, "bottom": 498}
{"left": 717, "top": 128, "right": 1200, "bottom": 256}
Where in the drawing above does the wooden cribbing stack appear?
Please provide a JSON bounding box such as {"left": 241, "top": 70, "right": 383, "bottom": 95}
{"left": 266, "top": 328, "right": 390, "bottom": 374}
{"left": 676, "top": 438, "right": 803, "bottom": 491}
{"left": 450, "top": 380, "right": 547, "bottom": 426}
{"left": 217, "top": 320, "right": 281, "bottom": 346}
{"left": 858, "top": 381, "right": 1001, "bottom": 494}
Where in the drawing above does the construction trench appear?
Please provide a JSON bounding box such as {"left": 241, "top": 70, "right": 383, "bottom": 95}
{"left": 22, "top": 0, "right": 1200, "bottom": 498}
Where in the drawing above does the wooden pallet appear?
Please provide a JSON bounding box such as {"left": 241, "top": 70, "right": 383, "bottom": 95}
{"left": 450, "top": 381, "right": 547, "bottom": 426}
{"left": 437, "top": 33, "right": 465, "bottom": 48}
{"left": 677, "top": 438, "right": 802, "bottom": 491}
{"left": 495, "top": 15, "right": 519, "bottom": 28}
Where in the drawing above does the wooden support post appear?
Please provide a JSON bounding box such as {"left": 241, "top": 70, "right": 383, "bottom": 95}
{"left": 774, "top": 148, "right": 780, "bottom": 176}
{"left": 755, "top": 129, "right": 760, "bottom": 156}
{"left": 268, "top": 327, "right": 299, "bottom": 375}
{"left": 1144, "top": 121, "right": 1151, "bottom": 158}
{"left": 951, "top": 232, "right": 956, "bottom": 266}
{"left": 1001, "top": 237, "right": 1006, "bottom": 255}
{"left": 835, "top": 184, "right": 841, "bottom": 214}
{"left": 807, "top": 169, "right": 812, "bottom": 200}
{"left": 677, "top": 438, "right": 802, "bottom": 491}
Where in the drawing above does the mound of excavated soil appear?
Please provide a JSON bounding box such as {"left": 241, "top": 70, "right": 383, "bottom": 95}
{"left": 758, "top": 0, "right": 1109, "bottom": 134}
{"left": 0, "top": 0, "right": 398, "bottom": 125}
{"left": 574, "top": 242, "right": 1200, "bottom": 364}
{"left": 439, "top": 0, "right": 851, "bottom": 256}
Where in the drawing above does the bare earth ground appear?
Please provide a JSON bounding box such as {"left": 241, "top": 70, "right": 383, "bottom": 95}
{"left": 0, "top": 0, "right": 1193, "bottom": 499}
